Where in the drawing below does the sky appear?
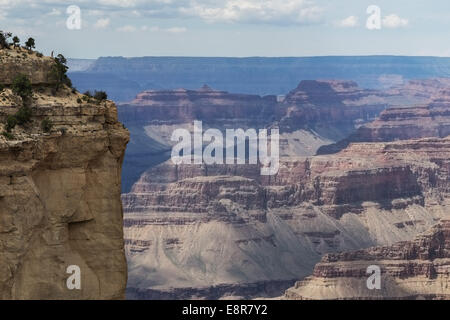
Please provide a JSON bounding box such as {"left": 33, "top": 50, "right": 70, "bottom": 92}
{"left": 0, "top": 0, "right": 450, "bottom": 59}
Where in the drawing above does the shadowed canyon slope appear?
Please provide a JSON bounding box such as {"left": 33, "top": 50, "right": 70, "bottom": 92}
{"left": 120, "top": 78, "right": 450, "bottom": 299}
{"left": 0, "top": 48, "right": 129, "bottom": 299}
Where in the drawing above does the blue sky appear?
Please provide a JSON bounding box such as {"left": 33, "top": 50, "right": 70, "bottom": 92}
{"left": 1, "top": 0, "right": 449, "bottom": 58}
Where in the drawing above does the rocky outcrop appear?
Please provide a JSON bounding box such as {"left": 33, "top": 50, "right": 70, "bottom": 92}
{"left": 0, "top": 47, "right": 129, "bottom": 299}
{"left": 284, "top": 220, "right": 450, "bottom": 300}
{"left": 277, "top": 80, "right": 391, "bottom": 132}
{"left": 317, "top": 88, "right": 450, "bottom": 154}
{"left": 387, "top": 78, "right": 450, "bottom": 100}
{"left": 121, "top": 85, "right": 277, "bottom": 126}
{"left": 0, "top": 49, "right": 56, "bottom": 85}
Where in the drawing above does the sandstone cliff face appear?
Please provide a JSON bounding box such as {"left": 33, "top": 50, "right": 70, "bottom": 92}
{"left": 284, "top": 220, "right": 450, "bottom": 300}
{"left": 0, "top": 49, "right": 56, "bottom": 85}
{"left": 0, "top": 48, "right": 129, "bottom": 299}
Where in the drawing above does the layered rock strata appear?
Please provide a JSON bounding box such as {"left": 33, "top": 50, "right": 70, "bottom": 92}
{"left": 284, "top": 220, "right": 450, "bottom": 300}
{"left": 122, "top": 137, "right": 450, "bottom": 299}
{"left": 0, "top": 48, "right": 129, "bottom": 299}
{"left": 317, "top": 88, "right": 450, "bottom": 154}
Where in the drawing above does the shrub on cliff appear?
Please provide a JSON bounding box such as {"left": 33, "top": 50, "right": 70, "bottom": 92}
{"left": 41, "top": 118, "right": 53, "bottom": 133}
{"left": 94, "top": 90, "right": 107, "bottom": 101}
{"left": 15, "top": 106, "right": 32, "bottom": 125}
{"left": 5, "top": 115, "right": 17, "bottom": 132}
{"left": 1, "top": 131, "right": 14, "bottom": 140}
{"left": 3, "top": 105, "right": 32, "bottom": 133}
{"left": 12, "top": 74, "right": 32, "bottom": 101}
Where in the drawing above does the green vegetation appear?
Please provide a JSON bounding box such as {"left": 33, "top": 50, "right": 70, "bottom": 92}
{"left": 41, "top": 118, "right": 53, "bottom": 133}
{"left": 0, "top": 31, "right": 12, "bottom": 49}
{"left": 5, "top": 115, "right": 17, "bottom": 132}
{"left": 94, "top": 90, "right": 108, "bottom": 101}
{"left": 15, "top": 106, "right": 32, "bottom": 125}
{"left": 12, "top": 74, "right": 32, "bottom": 101}
{"left": 81, "top": 90, "right": 108, "bottom": 104}
{"left": 12, "top": 36, "right": 20, "bottom": 48}
{"left": 1, "top": 131, "right": 14, "bottom": 140}
{"left": 25, "top": 37, "right": 35, "bottom": 51}
{"left": 50, "top": 54, "right": 71, "bottom": 91}
{"left": 0, "top": 31, "right": 37, "bottom": 51}
{"left": 4, "top": 75, "right": 33, "bottom": 133}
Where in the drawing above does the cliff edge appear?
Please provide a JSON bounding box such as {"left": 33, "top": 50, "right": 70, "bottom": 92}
{"left": 0, "top": 47, "right": 129, "bottom": 299}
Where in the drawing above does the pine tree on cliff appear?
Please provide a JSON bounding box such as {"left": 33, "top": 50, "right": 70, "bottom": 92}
{"left": 12, "top": 36, "right": 20, "bottom": 48}
{"left": 50, "top": 54, "right": 71, "bottom": 91}
{"left": 0, "top": 31, "right": 12, "bottom": 49}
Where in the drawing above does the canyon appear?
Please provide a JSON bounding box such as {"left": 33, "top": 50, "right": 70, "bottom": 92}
{"left": 118, "top": 79, "right": 432, "bottom": 192}
{"left": 3, "top": 47, "right": 448, "bottom": 300}
{"left": 0, "top": 48, "right": 129, "bottom": 299}
{"left": 120, "top": 78, "right": 450, "bottom": 299}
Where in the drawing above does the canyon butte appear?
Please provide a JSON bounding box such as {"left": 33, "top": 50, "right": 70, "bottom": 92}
{"left": 120, "top": 79, "right": 450, "bottom": 299}
{"left": 0, "top": 47, "right": 129, "bottom": 299}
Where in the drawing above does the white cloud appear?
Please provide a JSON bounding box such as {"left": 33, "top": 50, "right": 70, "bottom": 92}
{"left": 165, "top": 27, "right": 187, "bottom": 34}
{"left": 336, "top": 15, "right": 358, "bottom": 28}
{"left": 180, "top": 0, "right": 323, "bottom": 25}
{"left": 382, "top": 14, "right": 408, "bottom": 28}
{"left": 87, "top": 10, "right": 106, "bottom": 16}
{"left": 140, "top": 25, "right": 186, "bottom": 33}
{"left": 117, "top": 25, "right": 137, "bottom": 32}
{"left": 1, "top": 0, "right": 323, "bottom": 27}
{"left": 94, "top": 18, "right": 110, "bottom": 29}
{"left": 97, "top": 0, "right": 141, "bottom": 7}
{"left": 47, "top": 8, "right": 61, "bottom": 16}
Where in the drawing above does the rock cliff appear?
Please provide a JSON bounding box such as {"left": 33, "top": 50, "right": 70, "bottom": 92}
{"left": 0, "top": 47, "right": 129, "bottom": 299}
{"left": 117, "top": 80, "right": 419, "bottom": 192}
{"left": 0, "top": 49, "right": 56, "bottom": 85}
{"left": 317, "top": 84, "right": 450, "bottom": 154}
{"left": 284, "top": 220, "right": 450, "bottom": 300}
